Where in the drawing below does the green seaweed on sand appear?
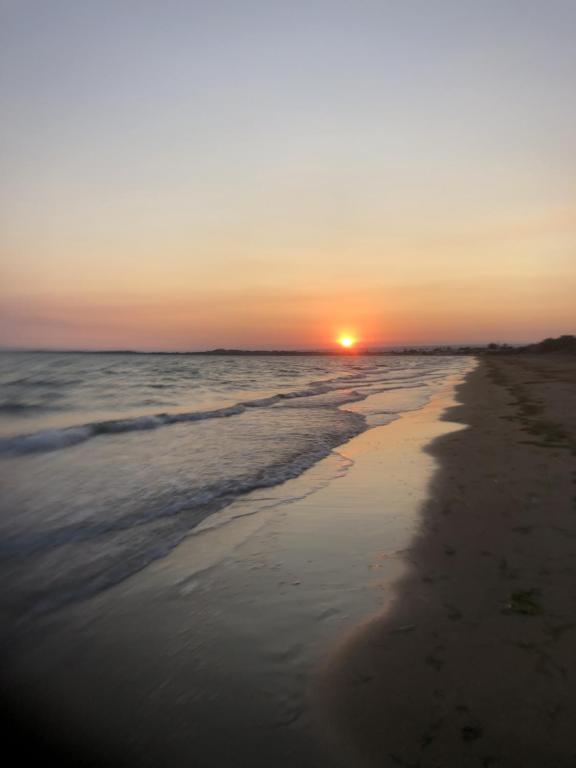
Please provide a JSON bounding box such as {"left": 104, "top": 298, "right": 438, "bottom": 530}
{"left": 503, "top": 589, "right": 543, "bottom": 616}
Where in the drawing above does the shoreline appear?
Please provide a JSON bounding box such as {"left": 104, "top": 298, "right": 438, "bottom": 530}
{"left": 318, "top": 355, "right": 576, "bottom": 767}
{"left": 1, "top": 365, "right": 471, "bottom": 767}
{"left": 5, "top": 356, "right": 575, "bottom": 767}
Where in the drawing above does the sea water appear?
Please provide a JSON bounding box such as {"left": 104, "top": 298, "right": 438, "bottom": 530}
{"left": 0, "top": 352, "right": 468, "bottom": 622}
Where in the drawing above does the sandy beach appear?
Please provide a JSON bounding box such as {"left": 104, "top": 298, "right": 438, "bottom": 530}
{"left": 320, "top": 354, "right": 576, "bottom": 767}
{"left": 3, "top": 355, "right": 576, "bottom": 767}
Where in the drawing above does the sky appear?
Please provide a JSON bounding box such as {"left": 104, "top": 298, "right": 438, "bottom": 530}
{"left": 1, "top": 0, "right": 575, "bottom": 350}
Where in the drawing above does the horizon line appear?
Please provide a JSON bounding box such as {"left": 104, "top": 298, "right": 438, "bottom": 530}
{"left": 0, "top": 342, "right": 527, "bottom": 356}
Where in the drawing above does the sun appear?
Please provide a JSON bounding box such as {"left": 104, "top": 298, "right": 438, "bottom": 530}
{"left": 338, "top": 335, "right": 356, "bottom": 349}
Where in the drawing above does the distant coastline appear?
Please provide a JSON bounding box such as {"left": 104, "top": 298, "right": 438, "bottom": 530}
{"left": 0, "top": 346, "right": 485, "bottom": 356}
{"left": 1, "top": 335, "right": 574, "bottom": 357}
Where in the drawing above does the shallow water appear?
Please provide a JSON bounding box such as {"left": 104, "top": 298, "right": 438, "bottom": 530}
{"left": 0, "top": 352, "right": 468, "bottom": 621}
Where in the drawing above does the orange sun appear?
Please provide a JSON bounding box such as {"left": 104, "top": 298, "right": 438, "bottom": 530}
{"left": 338, "top": 335, "right": 356, "bottom": 349}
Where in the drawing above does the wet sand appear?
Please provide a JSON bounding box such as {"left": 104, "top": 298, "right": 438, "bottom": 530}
{"left": 319, "top": 355, "right": 576, "bottom": 767}
{"left": 4, "top": 356, "right": 575, "bottom": 767}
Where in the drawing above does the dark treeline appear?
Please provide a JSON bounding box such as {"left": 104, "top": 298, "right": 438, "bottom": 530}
{"left": 482, "top": 334, "right": 576, "bottom": 355}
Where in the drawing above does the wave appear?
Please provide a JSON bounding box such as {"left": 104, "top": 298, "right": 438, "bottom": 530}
{"left": 0, "top": 409, "right": 367, "bottom": 621}
{"left": 4, "top": 377, "right": 82, "bottom": 388}
{"left": 0, "top": 362, "right": 446, "bottom": 458}
{"left": 1, "top": 414, "right": 365, "bottom": 559}
{"left": 0, "top": 401, "right": 54, "bottom": 415}
{"left": 0, "top": 379, "right": 372, "bottom": 457}
{"left": 0, "top": 404, "right": 246, "bottom": 456}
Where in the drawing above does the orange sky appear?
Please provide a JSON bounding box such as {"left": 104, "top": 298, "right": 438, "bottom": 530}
{"left": 1, "top": 1, "right": 575, "bottom": 350}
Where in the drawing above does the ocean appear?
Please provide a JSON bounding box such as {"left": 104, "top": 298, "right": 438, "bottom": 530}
{"left": 0, "top": 352, "right": 468, "bottom": 624}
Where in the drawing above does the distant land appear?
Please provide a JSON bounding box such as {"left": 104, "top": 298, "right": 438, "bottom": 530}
{"left": 2, "top": 335, "right": 574, "bottom": 357}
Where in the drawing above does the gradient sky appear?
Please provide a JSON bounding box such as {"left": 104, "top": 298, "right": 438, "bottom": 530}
{"left": 1, "top": 0, "right": 575, "bottom": 350}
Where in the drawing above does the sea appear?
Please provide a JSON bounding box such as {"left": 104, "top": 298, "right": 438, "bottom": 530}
{"left": 0, "top": 351, "right": 468, "bottom": 624}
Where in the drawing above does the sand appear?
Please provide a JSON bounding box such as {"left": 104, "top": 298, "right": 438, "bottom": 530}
{"left": 3, "top": 355, "right": 575, "bottom": 767}
{"left": 319, "top": 355, "right": 576, "bottom": 767}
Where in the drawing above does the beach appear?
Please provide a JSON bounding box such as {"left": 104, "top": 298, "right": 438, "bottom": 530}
{"left": 3, "top": 0, "right": 575, "bottom": 763}
{"left": 2, "top": 354, "right": 576, "bottom": 767}
{"left": 320, "top": 354, "right": 576, "bottom": 767}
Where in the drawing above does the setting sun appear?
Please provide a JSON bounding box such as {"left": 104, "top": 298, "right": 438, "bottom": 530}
{"left": 338, "top": 335, "right": 356, "bottom": 349}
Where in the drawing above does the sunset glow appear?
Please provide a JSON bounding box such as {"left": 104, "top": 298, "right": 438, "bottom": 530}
{"left": 338, "top": 335, "right": 356, "bottom": 349}
{"left": 0, "top": 2, "right": 574, "bottom": 351}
